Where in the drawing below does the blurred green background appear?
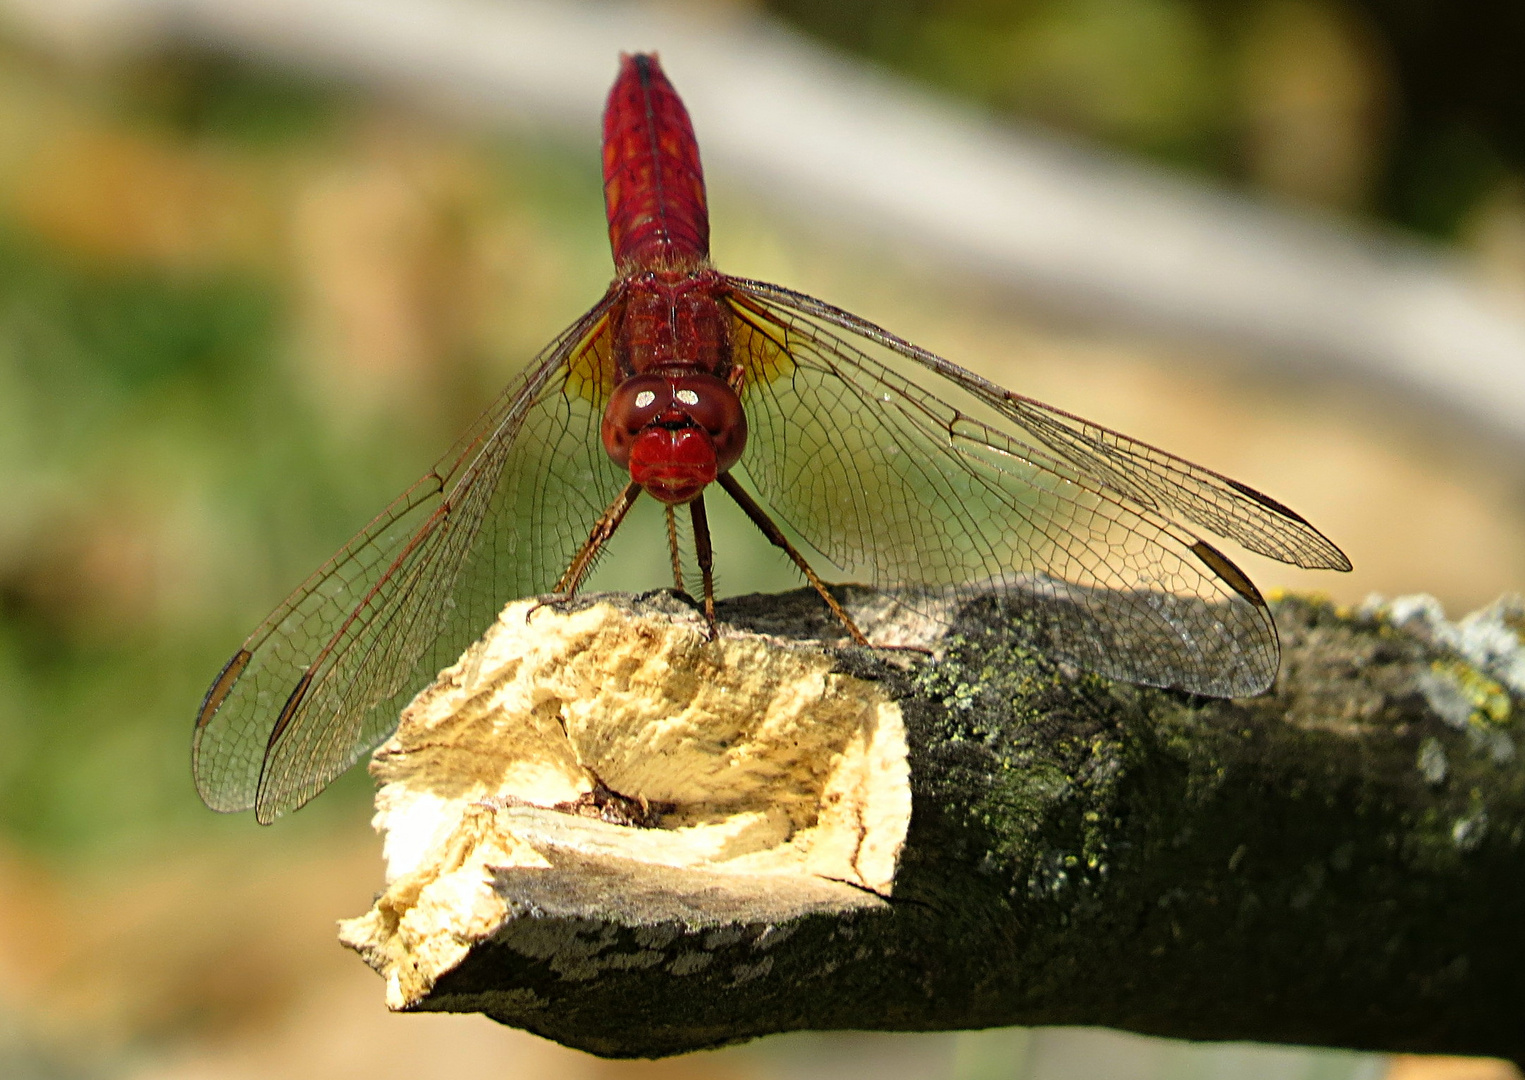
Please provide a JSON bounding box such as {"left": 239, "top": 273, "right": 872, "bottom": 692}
{"left": 0, "top": 1, "right": 1521, "bottom": 1077}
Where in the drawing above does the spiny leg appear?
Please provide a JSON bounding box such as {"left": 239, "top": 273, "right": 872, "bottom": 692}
{"left": 689, "top": 492, "right": 717, "bottom": 635}
{"left": 665, "top": 504, "right": 685, "bottom": 592}
{"left": 555, "top": 480, "right": 643, "bottom": 598}
{"left": 716, "top": 472, "right": 869, "bottom": 646}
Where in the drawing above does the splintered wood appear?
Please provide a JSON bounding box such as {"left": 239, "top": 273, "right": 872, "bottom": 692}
{"left": 339, "top": 597, "right": 910, "bottom": 1010}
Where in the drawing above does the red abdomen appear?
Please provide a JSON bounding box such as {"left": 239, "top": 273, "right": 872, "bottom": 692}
{"left": 602, "top": 54, "right": 710, "bottom": 272}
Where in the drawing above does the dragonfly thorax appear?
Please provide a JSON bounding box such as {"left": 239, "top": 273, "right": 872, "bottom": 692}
{"left": 616, "top": 271, "right": 731, "bottom": 374}
{"left": 601, "top": 372, "right": 747, "bottom": 504}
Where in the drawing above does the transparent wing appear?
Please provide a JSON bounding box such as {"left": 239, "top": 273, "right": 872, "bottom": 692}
{"left": 725, "top": 280, "right": 1347, "bottom": 696}
{"left": 731, "top": 279, "right": 1349, "bottom": 572}
{"left": 193, "top": 292, "right": 629, "bottom": 822}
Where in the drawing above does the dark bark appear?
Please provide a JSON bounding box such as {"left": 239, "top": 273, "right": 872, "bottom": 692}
{"left": 394, "top": 589, "right": 1525, "bottom": 1062}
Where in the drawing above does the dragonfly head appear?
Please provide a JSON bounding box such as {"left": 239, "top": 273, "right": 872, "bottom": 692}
{"left": 602, "top": 372, "right": 747, "bottom": 504}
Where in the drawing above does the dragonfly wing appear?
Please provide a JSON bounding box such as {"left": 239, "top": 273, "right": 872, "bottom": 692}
{"left": 193, "top": 293, "right": 629, "bottom": 822}
{"left": 729, "top": 279, "right": 1349, "bottom": 573}
{"left": 725, "top": 281, "right": 1294, "bottom": 697}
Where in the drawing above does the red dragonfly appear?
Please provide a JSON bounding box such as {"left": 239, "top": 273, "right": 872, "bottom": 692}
{"left": 194, "top": 54, "right": 1349, "bottom": 823}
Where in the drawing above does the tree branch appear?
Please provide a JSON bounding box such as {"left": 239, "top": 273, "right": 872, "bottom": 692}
{"left": 339, "top": 588, "right": 1525, "bottom": 1062}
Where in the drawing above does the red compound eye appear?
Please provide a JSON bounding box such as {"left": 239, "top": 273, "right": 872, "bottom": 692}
{"left": 601, "top": 374, "right": 670, "bottom": 469}
{"left": 669, "top": 374, "right": 746, "bottom": 473}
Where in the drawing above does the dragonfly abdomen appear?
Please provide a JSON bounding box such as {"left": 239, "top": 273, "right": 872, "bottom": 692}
{"left": 602, "top": 53, "right": 710, "bottom": 272}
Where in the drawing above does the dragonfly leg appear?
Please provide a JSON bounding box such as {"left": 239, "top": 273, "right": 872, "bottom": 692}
{"left": 689, "top": 493, "right": 718, "bottom": 637}
{"left": 665, "top": 505, "right": 686, "bottom": 592}
{"left": 554, "top": 480, "right": 643, "bottom": 598}
{"left": 716, "top": 473, "right": 869, "bottom": 646}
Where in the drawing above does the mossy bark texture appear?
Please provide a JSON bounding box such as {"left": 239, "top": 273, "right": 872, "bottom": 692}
{"left": 405, "top": 590, "right": 1525, "bottom": 1062}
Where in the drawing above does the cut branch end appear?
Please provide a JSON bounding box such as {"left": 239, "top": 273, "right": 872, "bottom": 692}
{"left": 340, "top": 594, "right": 909, "bottom": 1020}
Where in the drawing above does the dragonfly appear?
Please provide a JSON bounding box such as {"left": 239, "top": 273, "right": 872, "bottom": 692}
{"left": 194, "top": 53, "right": 1350, "bottom": 823}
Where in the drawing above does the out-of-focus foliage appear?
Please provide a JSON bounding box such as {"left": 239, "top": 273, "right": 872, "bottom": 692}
{"left": 763, "top": 0, "right": 1525, "bottom": 240}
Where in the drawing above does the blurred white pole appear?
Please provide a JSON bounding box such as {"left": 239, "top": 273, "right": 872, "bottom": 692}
{"left": 8, "top": 0, "right": 1525, "bottom": 438}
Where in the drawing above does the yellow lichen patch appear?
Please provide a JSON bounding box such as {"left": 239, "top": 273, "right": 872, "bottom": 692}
{"left": 1430, "top": 659, "right": 1512, "bottom": 728}
{"left": 340, "top": 598, "right": 910, "bottom": 1009}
